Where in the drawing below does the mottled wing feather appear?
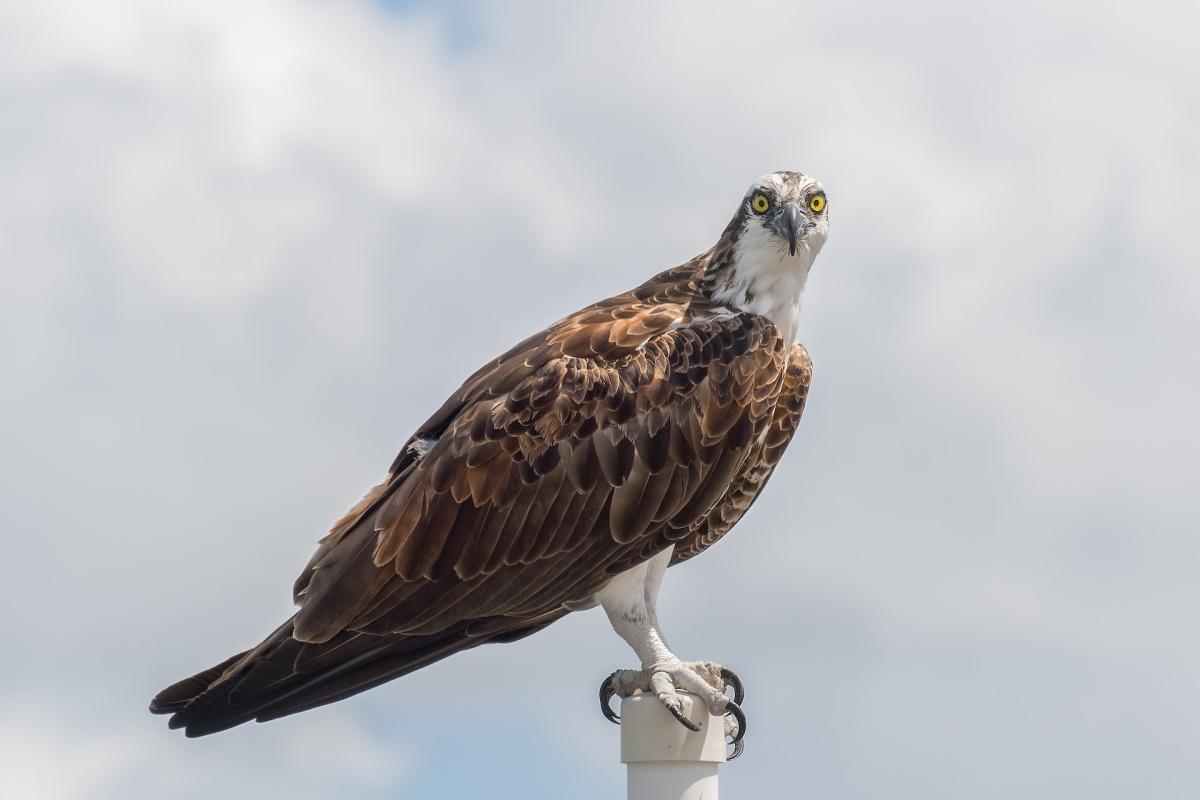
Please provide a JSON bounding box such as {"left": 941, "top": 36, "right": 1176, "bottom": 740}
{"left": 292, "top": 275, "right": 790, "bottom": 646}
{"left": 671, "top": 343, "right": 813, "bottom": 565}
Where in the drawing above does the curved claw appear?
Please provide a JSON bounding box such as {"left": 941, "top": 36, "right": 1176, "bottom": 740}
{"left": 599, "top": 673, "right": 621, "bottom": 725}
{"left": 667, "top": 701, "right": 703, "bottom": 732}
{"left": 719, "top": 667, "right": 745, "bottom": 705}
{"left": 728, "top": 739, "right": 745, "bottom": 761}
{"left": 723, "top": 699, "right": 747, "bottom": 745}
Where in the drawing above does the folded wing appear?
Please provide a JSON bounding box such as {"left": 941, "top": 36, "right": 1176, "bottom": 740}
{"left": 153, "top": 273, "right": 798, "bottom": 736}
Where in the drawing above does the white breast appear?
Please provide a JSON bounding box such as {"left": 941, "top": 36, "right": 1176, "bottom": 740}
{"left": 710, "top": 225, "right": 817, "bottom": 343}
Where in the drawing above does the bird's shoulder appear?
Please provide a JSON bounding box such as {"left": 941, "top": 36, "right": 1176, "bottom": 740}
{"left": 409, "top": 274, "right": 791, "bottom": 492}
{"left": 396, "top": 261, "right": 766, "bottom": 454}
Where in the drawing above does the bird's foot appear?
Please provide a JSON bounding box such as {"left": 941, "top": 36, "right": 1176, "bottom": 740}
{"left": 599, "top": 661, "right": 746, "bottom": 755}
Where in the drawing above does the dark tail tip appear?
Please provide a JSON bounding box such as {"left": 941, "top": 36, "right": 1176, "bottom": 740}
{"left": 149, "top": 649, "right": 250, "bottom": 720}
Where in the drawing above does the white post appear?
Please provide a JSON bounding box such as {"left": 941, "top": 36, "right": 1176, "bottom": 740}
{"left": 620, "top": 692, "right": 727, "bottom": 800}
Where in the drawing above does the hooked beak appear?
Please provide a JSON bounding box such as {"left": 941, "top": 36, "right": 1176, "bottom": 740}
{"left": 783, "top": 202, "right": 806, "bottom": 256}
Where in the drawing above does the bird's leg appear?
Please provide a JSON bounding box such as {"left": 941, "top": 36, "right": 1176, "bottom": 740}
{"left": 595, "top": 547, "right": 746, "bottom": 745}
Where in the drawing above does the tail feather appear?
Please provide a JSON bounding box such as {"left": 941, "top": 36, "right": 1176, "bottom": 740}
{"left": 148, "top": 650, "right": 249, "bottom": 715}
{"left": 254, "top": 613, "right": 562, "bottom": 724}
{"left": 255, "top": 632, "right": 483, "bottom": 723}
{"left": 150, "top": 617, "right": 486, "bottom": 737}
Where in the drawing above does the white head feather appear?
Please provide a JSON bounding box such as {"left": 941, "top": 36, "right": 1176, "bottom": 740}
{"left": 709, "top": 171, "right": 829, "bottom": 343}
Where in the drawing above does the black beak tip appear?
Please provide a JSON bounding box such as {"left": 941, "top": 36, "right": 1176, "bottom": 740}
{"left": 783, "top": 203, "right": 804, "bottom": 257}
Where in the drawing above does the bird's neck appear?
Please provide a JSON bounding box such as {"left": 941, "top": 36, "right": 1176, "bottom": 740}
{"left": 700, "top": 231, "right": 815, "bottom": 344}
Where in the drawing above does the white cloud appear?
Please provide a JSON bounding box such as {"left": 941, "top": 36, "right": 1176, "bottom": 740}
{"left": 1, "top": 0, "right": 1198, "bottom": 797}
{"left": 0, "top": 698, "right": 409, "bottom": 800}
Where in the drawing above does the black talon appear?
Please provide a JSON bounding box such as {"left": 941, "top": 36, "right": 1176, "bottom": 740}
{"left": 723, "top": 699, "right": 747, "bottom": 745}
{"left": 719, "top": 667, "right": 745, "bottom": 705}
{"left": 599, "top": 674, "right": 621, "bottom": 724}
{"left": 667, "top": 702, "right": 703, "bottom": 732}
{"left": 728, "top": 739, "right": 745, "bottom": 761}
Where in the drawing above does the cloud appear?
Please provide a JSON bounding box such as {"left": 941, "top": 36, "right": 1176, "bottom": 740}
{"left": 0, "top": 697, "right": 409, "bottom": 800}
{"left": 1, "top": 0, "right": 1197, "bottom": 797}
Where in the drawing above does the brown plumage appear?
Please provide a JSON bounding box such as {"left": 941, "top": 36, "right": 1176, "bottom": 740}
{"left": 151, "top": 173, "right": 822, "bottom": 737}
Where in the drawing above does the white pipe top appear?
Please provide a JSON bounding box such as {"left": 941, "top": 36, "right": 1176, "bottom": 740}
{"left": 619, "top": 692, "right": 728, "bottom": 764}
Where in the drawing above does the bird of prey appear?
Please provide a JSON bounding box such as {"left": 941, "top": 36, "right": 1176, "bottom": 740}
{"left": 151, "top": 170, "right": 829, "bottom": 752}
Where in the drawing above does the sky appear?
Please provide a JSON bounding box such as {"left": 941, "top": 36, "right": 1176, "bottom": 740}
{"left": 1, "top": 0, "right": 1198, "bottom": 797}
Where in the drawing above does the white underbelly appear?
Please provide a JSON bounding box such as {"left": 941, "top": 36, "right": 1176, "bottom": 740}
{"left": 593, "top": 546, "right": 674, "bottom": 612}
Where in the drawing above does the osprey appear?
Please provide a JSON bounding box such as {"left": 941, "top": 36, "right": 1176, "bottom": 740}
{"left": 151, "top": 170, "right": 829, "bottom": 752}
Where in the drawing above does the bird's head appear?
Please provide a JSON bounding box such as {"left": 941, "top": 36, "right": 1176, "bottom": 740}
{"left": 703, "top": 170, "right": 829, "bottom": 341}
{"left": 735, "top": 171, "right": 829, "bottom": 260}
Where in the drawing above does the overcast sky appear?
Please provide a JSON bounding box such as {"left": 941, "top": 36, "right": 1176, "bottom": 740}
{"left": 2, "top": 1, "right": 1198, "bottom": 798}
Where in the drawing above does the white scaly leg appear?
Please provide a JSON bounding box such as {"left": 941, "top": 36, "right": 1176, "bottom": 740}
{"left": 595, "top": 546, "right": 745, "bottom": 745}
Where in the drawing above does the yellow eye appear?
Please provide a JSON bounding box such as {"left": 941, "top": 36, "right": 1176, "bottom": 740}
{"left": 751, "top": 193, "right": 771, "bottom": 214}
{"left": 808, "top": 193, "right": 826, "bottom": 213}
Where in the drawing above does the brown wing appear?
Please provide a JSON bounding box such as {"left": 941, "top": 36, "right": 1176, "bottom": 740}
{"left": 671, "top": 343, "right": 813, "bottom": 565}
{"left": 291, "top": 302, "right": 791, "bottom": 643}
{"left": 153, "top": 267, "right": 795, "bottom": 736}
